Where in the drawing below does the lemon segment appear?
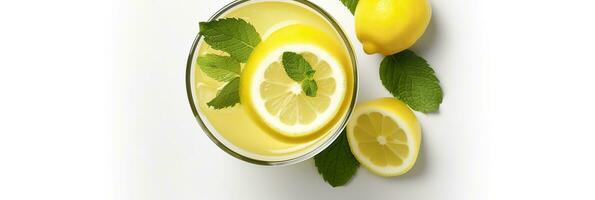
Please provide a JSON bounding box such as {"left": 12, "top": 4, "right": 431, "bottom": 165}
{"left": 346, "top": 98, "right": 421, "bottom": 176}
{"left": 241, "top": 24, "right": 349, "bottom": 138}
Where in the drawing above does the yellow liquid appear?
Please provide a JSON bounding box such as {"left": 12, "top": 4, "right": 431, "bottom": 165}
{"left": 194, "top": 0, "right": 354, "bottom": 161}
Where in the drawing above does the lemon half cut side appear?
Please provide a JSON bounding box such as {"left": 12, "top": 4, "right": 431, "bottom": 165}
{"left": 346, "top": 98, "right": 422, "bottom": 176}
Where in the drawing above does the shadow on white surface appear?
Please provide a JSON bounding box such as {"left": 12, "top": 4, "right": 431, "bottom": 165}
{"left": 395, "top": 139, "right": 429, "bottom": 181}
{"left": 412, "top": 7, "right": 440, "bottom": 57}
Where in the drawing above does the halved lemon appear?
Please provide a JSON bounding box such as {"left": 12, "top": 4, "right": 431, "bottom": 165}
{"left": 241, "top": 24, "right": 349, "bottom": 138}
{"left": 346, "top": 98, "right": 422, "bottom": 176}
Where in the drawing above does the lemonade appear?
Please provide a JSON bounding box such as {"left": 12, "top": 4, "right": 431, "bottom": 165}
{"left": 188, "top": 0, "right": 356, "bottom": 163}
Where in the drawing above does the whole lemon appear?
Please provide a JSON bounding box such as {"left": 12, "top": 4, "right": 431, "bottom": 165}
{"left": 355, "top": 0, "right": 432, "bottom": 55}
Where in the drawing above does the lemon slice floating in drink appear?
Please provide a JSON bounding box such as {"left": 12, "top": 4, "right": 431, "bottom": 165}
{"left": 241, "top": 24, "right": 348, "bottom": 138}
{"left": 346, "top": 98, "right": 421, "bottom": 176}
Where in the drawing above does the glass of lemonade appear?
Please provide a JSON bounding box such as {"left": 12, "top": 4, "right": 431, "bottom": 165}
{"left": 186, "top": 0, "right": 358, "bottom": 165}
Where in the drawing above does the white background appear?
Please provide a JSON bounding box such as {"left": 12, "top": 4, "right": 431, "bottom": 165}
{"left": 1, "top": 0, "right": 594, "bottom": 199}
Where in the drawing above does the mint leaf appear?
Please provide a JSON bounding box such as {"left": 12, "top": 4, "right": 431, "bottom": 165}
{"left": 197, "top": 54, "right": 240, "bottom": 82}
{"left": 340, "top": 0, "right": 359, "bottom": 14}
{"left": 314, "top": 131, "right": 359, "bottom": 187}
{"left": 281, "top": 52, "right": 315, "bottom": 82}
{"left": 207, "top": 77, "right": 240, "bottom": 109}
{"left": 281, "top": 52, "right": 319, "bottom": 97}
{"left": 380, "top": 50, "right": 443, "bottom": 112}
{"left": 305, "top": 70, "right": 315, "bottom": 79}
{"left": 301, "top": 79, "right": 317, "bottom": 97}
{"left": 199, "top": 18, "right": 261, "bottom": 63}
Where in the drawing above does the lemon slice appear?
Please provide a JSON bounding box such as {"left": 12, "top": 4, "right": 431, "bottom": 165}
{"left": 241, "top": 24, "right": 349, "bottom": 138}
{"left": 346, "top": 98, "right": 422, "bottom": 176}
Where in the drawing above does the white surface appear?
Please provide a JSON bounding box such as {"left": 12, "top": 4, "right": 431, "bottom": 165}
{"left": 0, "top": 1, "right": 114, "bottom": 200}
{"left": 1, "top": 0, "right": 595, "bottom": 199}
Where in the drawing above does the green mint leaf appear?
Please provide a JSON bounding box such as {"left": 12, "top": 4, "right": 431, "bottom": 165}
{"left": 197, "top": 54, "right": 240, "bottom": 82}
{"left": 301, "top": 79, "right": 318, "bottom": 97}
{"left": 207, "top": 77, "right": 240, "bottom": 109}
{"left": 281, "top": 52, "right": 319, "bottom": 97}
{"left": 199, "top": 18, "right": 261, "bottom": 63}
{"left": 340, "top": 0, "right": 359, "bottom": 14}
{"left": 281, "top": 52, "right": 314, "bottom": 82}
{"left": 305, "top": 69, "right": 316, "bottom": 79}
{"left": 314, "top": 131, "right": 359, "bottom": 187}
{"left": 380, "top": 50, "right": 443, "bottom": 112}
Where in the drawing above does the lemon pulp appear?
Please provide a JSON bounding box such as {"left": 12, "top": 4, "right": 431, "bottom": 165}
{"left": 347, "top": 98, "right": 421, "bottom": 176}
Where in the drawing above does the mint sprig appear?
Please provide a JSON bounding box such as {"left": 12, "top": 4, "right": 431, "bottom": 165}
{"left": 199, "top": 18, "right": 261, "bottom": 63}
{"left": 281, "top": 52, "right": 318, "bottom": 97}
{"left": 198, "top": 18, "right": 261, "bottom": 109}
{"left": 380, "top": 50, "right": 443, "bottom": 112}
{"left": 314, "top": 131, "right": 359, "bottom": 187}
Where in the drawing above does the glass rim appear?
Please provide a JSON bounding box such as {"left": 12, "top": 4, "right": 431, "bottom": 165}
{"left": 185, "top": 0, "right": 359, "bottom": 166}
